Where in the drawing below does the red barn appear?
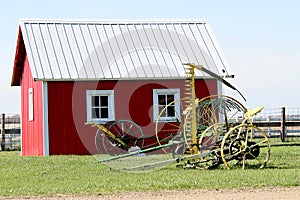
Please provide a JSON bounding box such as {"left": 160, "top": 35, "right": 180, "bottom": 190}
{"left": 11, "top": 19, "right": 233, "bottom": 156}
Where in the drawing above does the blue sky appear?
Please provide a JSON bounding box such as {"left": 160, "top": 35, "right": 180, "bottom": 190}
{"left": 0, "top": 0, "right": 299, "bottom": 113}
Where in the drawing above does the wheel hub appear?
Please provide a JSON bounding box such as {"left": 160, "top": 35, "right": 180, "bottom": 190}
{"left": 229, "top": 139, "right": 260, "bottom": 160}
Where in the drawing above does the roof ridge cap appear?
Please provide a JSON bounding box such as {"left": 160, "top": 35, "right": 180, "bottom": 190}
{"left": 19, "top": 18, "right": 209, "bottom": 25}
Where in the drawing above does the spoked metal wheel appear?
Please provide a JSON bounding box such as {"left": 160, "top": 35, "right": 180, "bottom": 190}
{"left": 95, "top": 121, "right": 115, "bottom": 154}
{"left": 194, "top": 95, "right": 246, "bottom": 169}
{"left": 155, "top": 99, "right": 186, "bottom": 155}
{"left": 196, "top": 95, "right": 247, "bottom": 129}
{"left": 197, "top": 95, "right": 246, "bottom": 148}
{"left": 220, "top": 124, "right": 271, "bottom": 169}
{"left": 95, "top": 120, "right": 145, "bottom": 156}
{"left": 199, "top": 123, "right": 225, "bottom": 150}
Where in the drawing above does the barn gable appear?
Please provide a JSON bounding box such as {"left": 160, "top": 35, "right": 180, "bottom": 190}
{"left": 11, "top": 19, "right": 233, "bottom": 85}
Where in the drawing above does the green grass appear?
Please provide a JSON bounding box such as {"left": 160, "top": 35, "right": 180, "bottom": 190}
{"left": 0, "top": 141, "right": 299, "bottom": 197}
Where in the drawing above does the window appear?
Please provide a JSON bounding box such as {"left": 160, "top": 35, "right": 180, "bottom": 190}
{"left": 86, "top": 90, "right": 115, "bottom": 123}
{"left": 28, "top": 88, "right": 34, "bottom": 121}
{"left": 153, "top": 89, "right": 180, "bottom": 122}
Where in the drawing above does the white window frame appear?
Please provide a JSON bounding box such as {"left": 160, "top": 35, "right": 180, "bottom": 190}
{"left": 86, "top": 90, "right": 115, "bottom": 123}
{"left": 153, "top": 88, "right": 180, "bottom": 122}
{"left": 28, "top": 88, "right": 34, "bottom": 121}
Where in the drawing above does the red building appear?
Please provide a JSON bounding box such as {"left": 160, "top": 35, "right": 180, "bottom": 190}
{"left": 11, "top": 19, "right": 233, "bottom": 156}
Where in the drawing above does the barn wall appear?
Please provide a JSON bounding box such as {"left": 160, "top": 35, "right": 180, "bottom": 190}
{"left": 47, "top": 81, "right": 91, "bottom": 155}
{"left": 20, "top": 56, "right": 44, "bottom": 156}
{"left": 47, "top": 79, "right": 217, "bottom": 155}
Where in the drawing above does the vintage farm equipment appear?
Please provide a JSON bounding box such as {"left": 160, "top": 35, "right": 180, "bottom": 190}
{"left": 87, "top": 63, "right": 270, "bottom": 171}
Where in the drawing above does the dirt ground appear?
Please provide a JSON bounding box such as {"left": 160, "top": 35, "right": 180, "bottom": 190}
{"left": 2, "top": 186, "right": 299, "bottom": 200}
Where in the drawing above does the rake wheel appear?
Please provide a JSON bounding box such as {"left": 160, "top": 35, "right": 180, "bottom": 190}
{"left": 155, "top": 99, "right": 186, "bottom": 155}
{"left": 95, "top": 120, "right": 145, "bottom": 155}
{"left": 220, "top": 124, "right": 270, "bottom": 169}
{"left": 198, "top": 95, "right": 247, "bottom": 149}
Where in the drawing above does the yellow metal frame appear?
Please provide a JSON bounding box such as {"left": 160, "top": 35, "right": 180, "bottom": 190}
{"left": 220, "top": 106, "right": 270, "bottom": 169}
{"left": 183, "top": 63, "right": 204, "bottom": 155}
{"left": 86, "top": 122, "right": 130, "bottom": 150}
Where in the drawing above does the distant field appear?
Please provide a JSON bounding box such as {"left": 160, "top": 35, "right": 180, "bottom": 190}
{"left": 0, "top": 141, "right": 299, "bottom": 197}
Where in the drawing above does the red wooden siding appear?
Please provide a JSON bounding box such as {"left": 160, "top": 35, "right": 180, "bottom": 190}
{"left": 47, "top": 79, "right": 217, "bottom": 155}
{"left": 21, "top": 56, "right": 44, "bottom": 156}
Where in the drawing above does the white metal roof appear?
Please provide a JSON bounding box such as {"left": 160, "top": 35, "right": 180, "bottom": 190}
{"left": 18, "top": 19, "right": 233, "bottom": 80}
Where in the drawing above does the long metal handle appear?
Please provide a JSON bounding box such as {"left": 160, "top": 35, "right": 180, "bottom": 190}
{"left": 183, "top": 63, "right": 246, "bottom": 101}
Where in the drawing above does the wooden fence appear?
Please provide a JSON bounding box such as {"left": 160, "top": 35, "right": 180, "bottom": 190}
{"left": 0, "top": 107, "right": 299, "bottom": 151}
{"left": 252, "top": 107, "right": 300, "bottom": 142}
{"left": 0, "top": 113, "right": 21, "bottom": 150}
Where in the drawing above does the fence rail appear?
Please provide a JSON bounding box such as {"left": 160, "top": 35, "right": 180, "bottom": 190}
{"left": 252, "top": 107, "right": 300, "bottom": 142}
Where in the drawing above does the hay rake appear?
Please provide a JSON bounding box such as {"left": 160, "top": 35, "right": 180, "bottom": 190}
{"left": 87, "top": 63, "right": 270, "bottom": 171}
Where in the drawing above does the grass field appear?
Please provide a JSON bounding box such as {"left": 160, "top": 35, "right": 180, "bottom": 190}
{"left": 0, "top": 141, "right": 299, "bottom": 197}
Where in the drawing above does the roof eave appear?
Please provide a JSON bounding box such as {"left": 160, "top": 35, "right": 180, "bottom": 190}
{"left": 33, "top": 76, "right": 218, "bottom": 82}
{"left": 11, "top": 26, "right": 26, "bottom": 86}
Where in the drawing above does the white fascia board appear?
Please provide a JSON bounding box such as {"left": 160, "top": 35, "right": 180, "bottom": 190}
{"left": 204, "top": 22, "right": 234, "bottom": 77}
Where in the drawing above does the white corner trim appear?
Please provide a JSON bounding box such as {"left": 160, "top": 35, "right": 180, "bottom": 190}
{"left": 42, "top": 82, "right": 49, "bottom": 156}
{"left": 217, "top": 80, "right": 223, "bottom": 95}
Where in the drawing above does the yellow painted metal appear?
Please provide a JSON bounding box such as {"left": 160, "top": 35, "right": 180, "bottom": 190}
{"left": 86, "top": 122, "right": 129, "bottom": 149}
{"left": 244, "top": 106, "right": 264, "bottom": 118}
{"left": 190, "top": 66, "right": 198, "bottom": 154}
{"left": 220, "top": 106, "right": 270, "bottom": 170}
{"left": 183, "top": 63, "right": 204, "bottom": 155}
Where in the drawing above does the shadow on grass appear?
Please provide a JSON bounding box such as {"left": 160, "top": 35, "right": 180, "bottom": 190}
{"left": 270, "top": 143, "right": 300, "bottom": 147}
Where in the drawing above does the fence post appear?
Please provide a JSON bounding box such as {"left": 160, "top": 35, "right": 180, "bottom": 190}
{"left": 1, "top": 113, "right": 5, "bottom": 150}
{"left": 281, "top": 107, "right": 286, "bottom": 142}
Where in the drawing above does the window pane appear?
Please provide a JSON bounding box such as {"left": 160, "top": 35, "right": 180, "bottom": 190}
{"left": 167, "top": 95, "right": 174, "bottom": 104}
{"left": 92, "top": 96, "right": 99, "bottom": 107}
{"left": 101, "top": 108, "right": 109, "bottom": 118}
{"left": 100, "top": 96, "right": 108, "bottom": 106}
{"left": 92, "top": 108, "right": 99, "bottom": 118}
{"left": 158, "top": 95, "right": 166, "bottom": 106}
{"left": 159, "top": 105, "right": 166, "bottom": 117}
{"left": 167, "top": 106, "right": 175, "bottom": 117}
